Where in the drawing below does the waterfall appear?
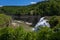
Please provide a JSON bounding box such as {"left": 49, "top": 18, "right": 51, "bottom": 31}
{"left": 32, "top": 17, "right": 50, "bottom": 31}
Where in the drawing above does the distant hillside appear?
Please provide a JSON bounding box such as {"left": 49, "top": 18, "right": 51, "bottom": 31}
{"left": 0, "top": 0, "right": 60, "bottom": 16}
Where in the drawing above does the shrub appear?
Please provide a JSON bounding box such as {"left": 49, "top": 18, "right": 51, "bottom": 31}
{"left": 49, "top": 16, "right": 58, "bottom": 28}
{"left": 0, "top": 26, "right": 60, "bottom": 40}
{"left": 0, "top": 14, "right": 11, "bottom": 27}
{"left": 36, "top": 27, "right": 53, "bottom": 40}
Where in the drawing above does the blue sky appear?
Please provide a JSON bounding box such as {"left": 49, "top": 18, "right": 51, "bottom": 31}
{"left": 0, "top": 0, "right": 44, "bottom": 6}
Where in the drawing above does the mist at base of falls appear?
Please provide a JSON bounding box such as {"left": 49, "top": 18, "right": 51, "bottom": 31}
{"left": 32, "top": 17, "right": 50, "bottom": 31}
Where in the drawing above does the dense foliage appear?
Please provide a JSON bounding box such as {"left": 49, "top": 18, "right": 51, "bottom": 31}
{"left": 0, "top": 0, "right": 60, "bottom": 16}
{"left": 0, "top": 26, "right": 60, "bottom": 40}
{"left": 49, "top": 16, "right": 59, "bottom": 28}
{"left": 0, "top": 14, "right": 11, "bottom": 27}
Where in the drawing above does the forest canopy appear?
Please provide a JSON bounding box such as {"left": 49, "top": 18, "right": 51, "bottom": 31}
{"left": 0, "top": 0, "right": 60, "bottom": 16}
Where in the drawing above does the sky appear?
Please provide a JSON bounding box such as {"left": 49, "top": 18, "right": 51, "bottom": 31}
{"left": 0, "top": 0, "right": 44, "bottom": 6}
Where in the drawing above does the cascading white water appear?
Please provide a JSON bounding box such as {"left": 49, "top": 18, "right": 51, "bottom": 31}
{"left": 32, "top": 17, "right": 50, "bottom": 31}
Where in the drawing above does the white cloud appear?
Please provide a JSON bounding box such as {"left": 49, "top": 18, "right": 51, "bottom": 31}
{"left": 30, "top": 2, "right": 36, "bottom": 4}
{"left": 0, "top": 5, "right": 3, "bottom": 7}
